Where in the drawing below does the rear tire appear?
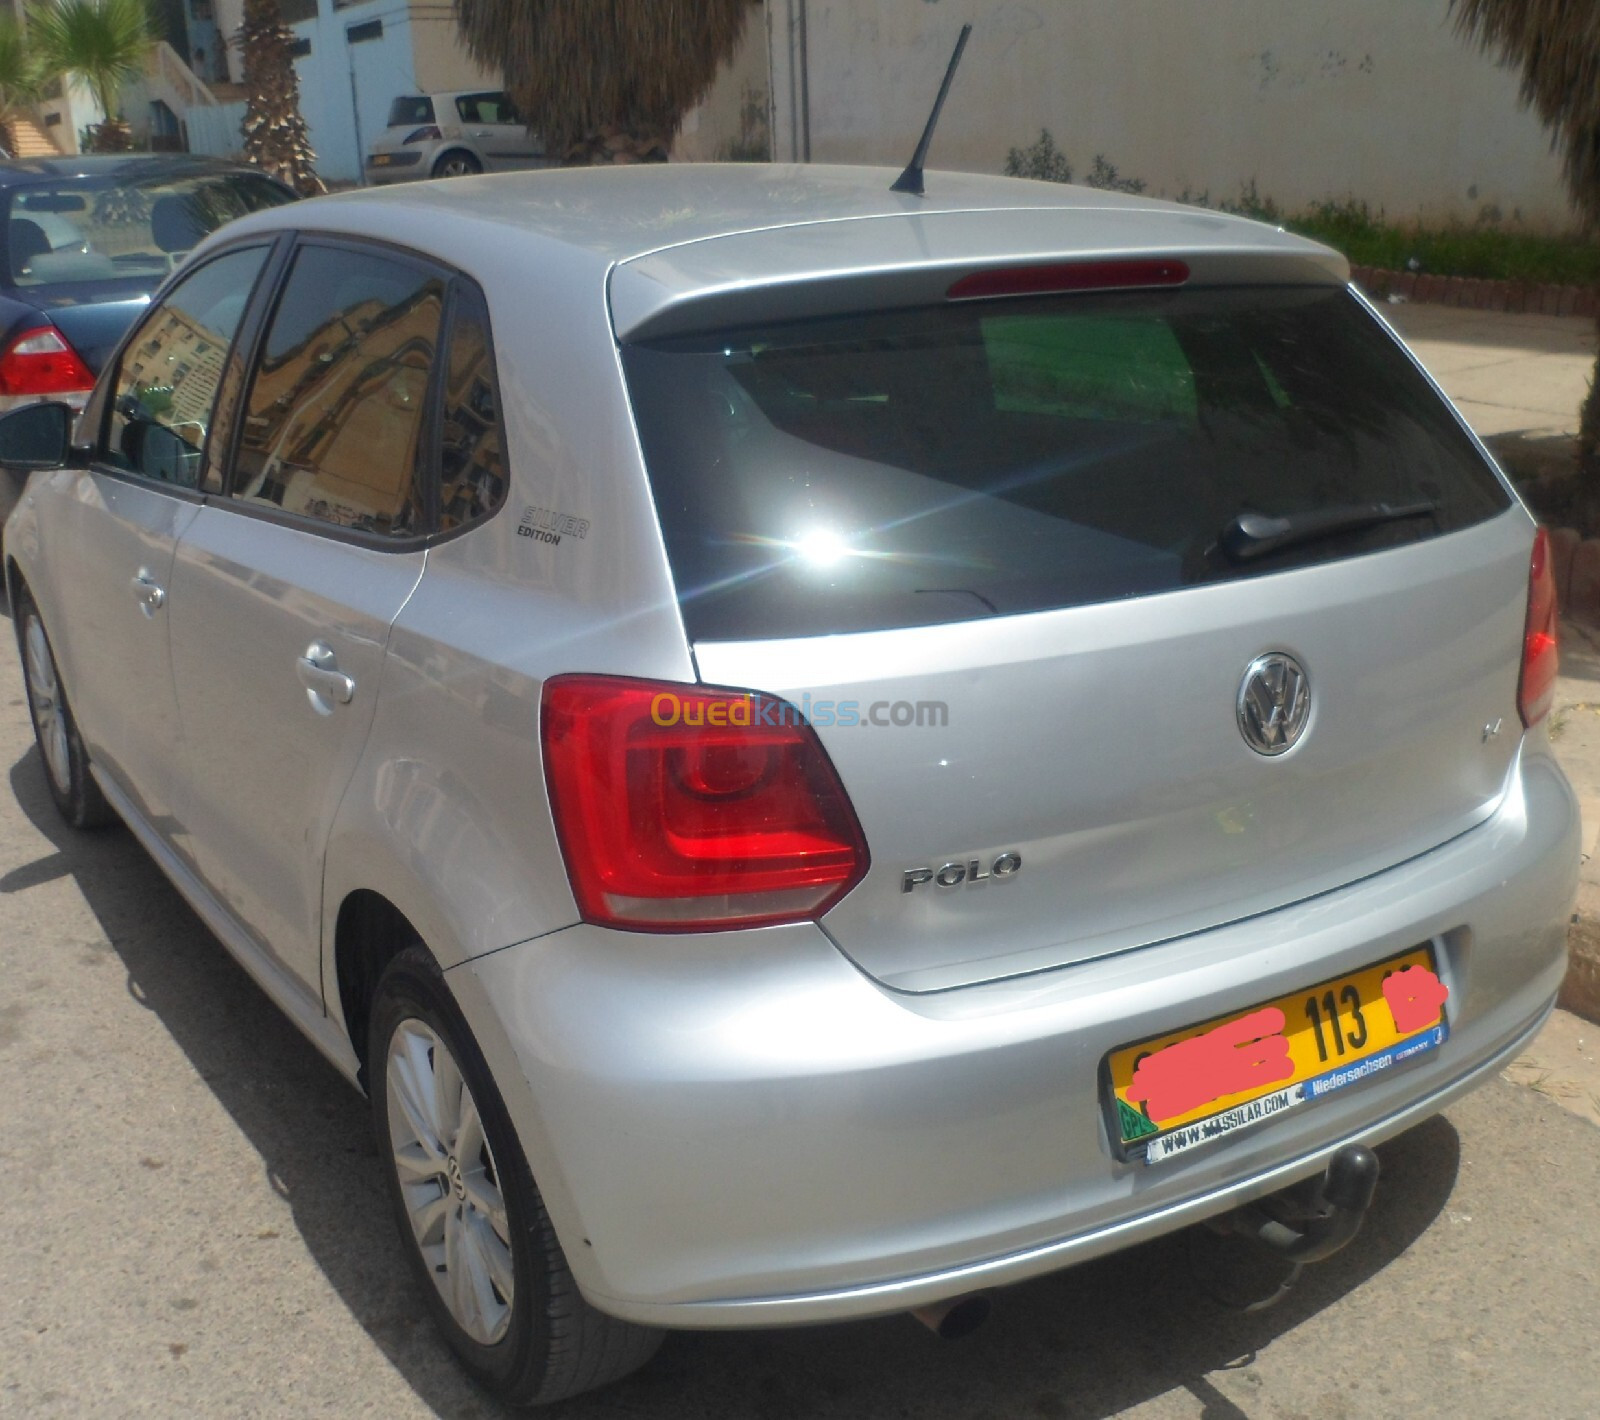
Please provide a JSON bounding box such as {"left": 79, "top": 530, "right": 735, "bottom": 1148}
{"left": 432, "top": 150, "right": 482, "bottom": 178}
{"left": 14, "top": 586, "right": 114, "bottom": 829}
{"left": 369, "top": 946, "right": 662, "bottom": 1406}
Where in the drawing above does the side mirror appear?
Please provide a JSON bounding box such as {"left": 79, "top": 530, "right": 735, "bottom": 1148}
{"left": 0, "top": 400, "right": 72, "bottom": 470}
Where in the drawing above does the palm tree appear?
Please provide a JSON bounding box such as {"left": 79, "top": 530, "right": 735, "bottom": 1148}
{"left": 452, "top": 0, "right": 758, "bottom": 164}
{"left": 1454, "top": 2, "right": 1600, "bottom": 511}
{"left": 27, "top": 0, "right": 154, "bottom": 153}
{"left": 0, "top": 15, "right": 44, "bottom": 156}
{"left": 235, "top": 0, "right": 324, "bottom": 195}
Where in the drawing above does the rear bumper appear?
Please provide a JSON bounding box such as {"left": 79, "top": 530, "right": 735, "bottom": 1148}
{"left": 364, "top": 152, "right": 427, "bottom": 185}
{"left": 456, "top": 740, "right": 1577, "bottom": 1327}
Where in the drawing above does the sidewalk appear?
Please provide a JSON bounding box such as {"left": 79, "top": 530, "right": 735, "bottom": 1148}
{"left": 1386, "top": 301, "right": 1597, "bottom": 444}
{"left": 1391, "top": 303, "right": 1600, "bottom": 1119}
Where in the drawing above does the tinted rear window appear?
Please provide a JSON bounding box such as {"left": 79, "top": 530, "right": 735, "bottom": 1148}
{"left": 388, "top": 96, "right": 435, "bottom": 127}
{"left": 5, "top": 174, "right": 293, "bottom": 294}
{"left": 622, "top": 286, "right": 1512, "bottom": 641}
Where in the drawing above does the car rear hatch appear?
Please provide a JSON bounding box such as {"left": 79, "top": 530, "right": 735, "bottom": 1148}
{"left": 613, "top": 213, "right": 1527, "bottom": 992}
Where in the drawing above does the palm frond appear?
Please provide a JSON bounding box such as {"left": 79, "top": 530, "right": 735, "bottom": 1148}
{"left": 0, "top": 14, "right": 45, "bottom": 113}
{"left": 1453, "top": 0, "right": 1600, "bottom": 224}
{"left": 26, "top": 0, "right": 154, "bottom": 122}
{"left": 452, "top": 0, "right": 758, "bottom": 159}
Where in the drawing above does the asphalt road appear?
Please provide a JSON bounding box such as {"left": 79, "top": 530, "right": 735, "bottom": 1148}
{"left": 2, "top": 595, "right": 1598, "bottom": 1420}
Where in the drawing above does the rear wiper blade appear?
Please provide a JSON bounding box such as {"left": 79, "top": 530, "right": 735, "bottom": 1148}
{"left": 1219, "top": 501, "right": 1438, "bottom": 563}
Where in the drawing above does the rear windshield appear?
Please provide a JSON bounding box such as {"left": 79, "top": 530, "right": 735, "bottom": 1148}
{"left": 622, "top": 286, "right": 1512, "bottom": 641}
{"left": 388, "top": 96, "right": 436, "bottom": 127}
{"left": 5, "top": 173, "right": 293, "bottom": 295}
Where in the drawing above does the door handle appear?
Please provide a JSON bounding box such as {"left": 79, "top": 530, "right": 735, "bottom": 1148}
{"left": 296, "top": 642, "right": 355, "bottom": 712}
{"left": 131, "top": 568, "right": 165, "bottom": 615}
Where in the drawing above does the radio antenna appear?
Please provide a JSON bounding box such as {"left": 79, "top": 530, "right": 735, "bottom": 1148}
{"left": 890, "top": 23, "right": 973, "bottom": 197}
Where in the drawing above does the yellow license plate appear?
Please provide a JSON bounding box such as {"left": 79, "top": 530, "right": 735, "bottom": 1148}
{"left": 1105, "top": 946, "right": 1449, "bottom": 1165}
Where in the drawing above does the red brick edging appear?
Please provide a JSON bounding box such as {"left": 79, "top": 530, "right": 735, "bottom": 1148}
{"left": 1350, "top": 264, "right": 1599, "bottom": 319}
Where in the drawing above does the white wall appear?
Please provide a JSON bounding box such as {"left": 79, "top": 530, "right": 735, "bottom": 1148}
{"left": 290, "top": 1, "right": 419, "bottom": 183}
{"left": 769, "top": 0, "right": 1577, "bottom": 229}
{"left": 675, "top": 12, "right": 771, "bottom": 163}
{"left": 186, "top": 100, "right": 249, "bottom": 160}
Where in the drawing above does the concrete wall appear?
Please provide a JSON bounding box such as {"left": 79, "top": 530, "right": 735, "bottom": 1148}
{"left": 409, "top": 5, "right": 495, "bottom": 93}
{"left": 769, "top": 0, "right": 1578, "bottom": 229}
{"left": 675, "top": 11, "right": 772, "bottom": 164}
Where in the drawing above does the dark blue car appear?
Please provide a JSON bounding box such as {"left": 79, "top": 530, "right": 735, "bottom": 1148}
{"left": 0, "top": 153, "right": 295, "bottom": 524}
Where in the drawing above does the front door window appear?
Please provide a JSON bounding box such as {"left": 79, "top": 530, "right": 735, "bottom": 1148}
{"left": 104, "top": 244, "right": 270, "bottom": 488}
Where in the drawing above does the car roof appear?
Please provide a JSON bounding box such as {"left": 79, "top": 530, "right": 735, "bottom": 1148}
{"left": 0, "top": 153, "right": 283, "bottom": 187}
{"left": 216, "top": 163, "right": 1348, "bottom": 337}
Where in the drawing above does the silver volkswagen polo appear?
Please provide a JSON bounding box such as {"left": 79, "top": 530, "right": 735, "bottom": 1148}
{"left": 0, "top": 166, "right": 1578, "bottom": 1405}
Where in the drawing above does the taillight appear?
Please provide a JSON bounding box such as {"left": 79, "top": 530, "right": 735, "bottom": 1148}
{"left": 404, "top": 125, "right": 442, "bottom": 144}
{"left": 541, "top": 675, "right": 869, "bottom": 932}
{"left": 0, "top": 325, "right": 94, "bottom": 398}
{"left": 947, "top": 259, "right": 1189, "bottom": 301}
{"left": 1518, "top": 526, "right": 1559, "bottom": 728}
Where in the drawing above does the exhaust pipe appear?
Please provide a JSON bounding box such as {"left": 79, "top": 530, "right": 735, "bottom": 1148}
{"left": 911, "top": 1292, "right": 991, "bottom": 1340}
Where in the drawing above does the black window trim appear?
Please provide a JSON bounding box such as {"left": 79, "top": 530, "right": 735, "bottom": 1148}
{"left": 206, "top": 230, "right": 508, "bottom": 554}
{"left": 85, "top": 232, "right": 290, "bottom": 504}
{"left": 81, "top": 228, "right": 509, "bottom": 552}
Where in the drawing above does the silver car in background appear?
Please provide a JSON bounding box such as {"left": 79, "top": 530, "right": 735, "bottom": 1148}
{"left": 0, "top": 166, "right": 1578, "bottom": 1406}
{"left": 365, "top": 90, "right": 550, "bottom": 182}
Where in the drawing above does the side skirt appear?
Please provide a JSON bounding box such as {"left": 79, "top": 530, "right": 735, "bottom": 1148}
{"left": 93, "top": 766, "right": 365, "bottom": 1089}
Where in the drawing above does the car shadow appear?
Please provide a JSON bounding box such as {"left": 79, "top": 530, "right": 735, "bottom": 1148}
{"left": 7, "top": 744, "right": 1463, "bottom": 1420}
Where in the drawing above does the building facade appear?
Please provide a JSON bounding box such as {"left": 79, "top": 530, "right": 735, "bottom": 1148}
{"left": 766, "top": 0, "right": 1577, "bottom": 229}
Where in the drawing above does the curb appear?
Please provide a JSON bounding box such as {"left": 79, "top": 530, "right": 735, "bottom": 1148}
{"left": 1563, "top": 919, "right": 1600, "bottom": 1025}
{"left": 1350, "top": 264, "right": 1600, "bottom": 318}
{"left": 1535, "top": 525, "right": 1600, "bottom": 627}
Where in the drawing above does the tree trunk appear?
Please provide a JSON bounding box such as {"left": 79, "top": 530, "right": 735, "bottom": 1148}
{"left": 560, "top": 125, "right": 673, "bottom": 166}
{"left": 88, "top": 117, "right": 134, "bottom": 153}
{"left": 237, "top": 0, "right": 327, "bottom": 195}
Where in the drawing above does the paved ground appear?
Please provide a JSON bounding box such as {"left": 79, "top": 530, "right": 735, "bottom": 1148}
{"left": 1386, "top": 302, "right": 1598, "bottom": 443}
{"left": 4, "top": 305, "right": 1600, "bottom": 1418}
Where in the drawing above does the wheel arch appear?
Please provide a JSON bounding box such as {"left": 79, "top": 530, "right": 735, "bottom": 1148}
{"left": 432, "top": 147, "right": 483, "bottom": 176}
{"left": 332, "top": 887, "right": 424, "bottom": 1090}
{"left": 329, "top": 880, "right": 603, "bottom": 1300}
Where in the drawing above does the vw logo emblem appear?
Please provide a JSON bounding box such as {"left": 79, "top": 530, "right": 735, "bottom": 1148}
{"left": 1238, "top": 653, "right": 1311, "bottom": 756}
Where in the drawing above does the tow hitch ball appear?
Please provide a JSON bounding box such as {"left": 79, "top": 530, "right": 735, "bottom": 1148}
{"left": 1211, "top": 1144, "right": 1381, "bottom": 1269}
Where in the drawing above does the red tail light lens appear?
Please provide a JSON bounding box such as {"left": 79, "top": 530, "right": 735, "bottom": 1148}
{"left": 1518, "top": 526, "right": 1559, "bottom": 728}
{"left": 403, "top": 125, "right": 442, "bottom": 144}
{"left": 947, "top": 259, "right": 1189, "bottom": 302}
{"left": 0, "top": 325, "right": 94, "bottom": 398}
{"left": 541, "top": 675, "right": 869, "bottom": 931}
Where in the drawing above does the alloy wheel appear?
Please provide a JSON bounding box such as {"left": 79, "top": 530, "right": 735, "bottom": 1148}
{"left": 23, "top": 612, "right": 71, "bottom": 794}
{"left": 386, "top": 1019, "right": 515, "bottom": 1345}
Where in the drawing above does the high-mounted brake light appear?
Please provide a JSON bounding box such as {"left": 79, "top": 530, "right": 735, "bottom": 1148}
{"left": 0, "top": 325, "right": 94, "bottom": 399}
{"left": 541, "top": 675, "right": 869, "bottom": 932}
{"left": 947, "top": 259, "right": 1190, "bottom": 302}
{"left": 1518, "top": 526, "right": 1559, "bottom": 728}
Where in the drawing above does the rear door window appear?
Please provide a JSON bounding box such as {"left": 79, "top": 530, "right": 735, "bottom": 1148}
{"left": 230, "top": 242, "right": 446, "bottom": 537}
{"left": 621, "top": 286, "right": 1512, "bottom": 640}
{"left": 388, "top": 96, "right": 435, "bottom": 127}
